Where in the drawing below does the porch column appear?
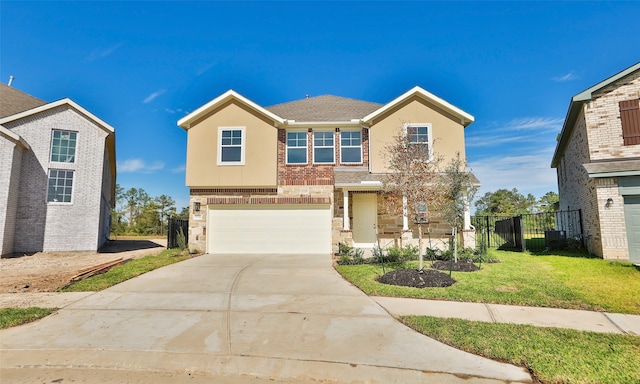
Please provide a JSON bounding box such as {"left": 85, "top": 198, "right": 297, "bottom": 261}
{"left": 343, "top": 189, "right": 350, "bottom": 230}
{"left": 402, "top": 195, "right": 409, "bottom": 231}
{"left": 463, "top": 191, "right": 471, "bottom": 230}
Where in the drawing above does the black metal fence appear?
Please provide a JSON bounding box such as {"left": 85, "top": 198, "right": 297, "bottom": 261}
{"left": 167, "top": 218, "right": 188, "bottom": 249}
{"left": 471, "top": 209, "right": 583, "bottom": 252}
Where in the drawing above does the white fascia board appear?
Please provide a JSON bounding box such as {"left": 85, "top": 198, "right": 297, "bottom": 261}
{"left": 0, "top": 125, "right": 30, "bottom": 150}
{"left": 363, "top": 86, "right": 475, "bottom": 126}
{"left": 0, "top": 98, "right": 115, "bottom": 134}
{"left": 285, "top": 120, "right": 363, "bottom": 128}
{"left": 178, "top": 90, "right": 285, "bottom": 129}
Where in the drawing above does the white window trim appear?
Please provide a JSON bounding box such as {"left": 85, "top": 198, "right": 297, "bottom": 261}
{"left": 47, "top": 169, "right": 74, "bottom": 204}
{"left": 286, "top": 129, "right": 308, "bottom": 165}
{"left": 50, "top": 129, "right": 78, "bottom": 164}
{"left": 404, "top": 123, "right": 433, "bottom": 162}
{"left": 217, "top": 126, "right": 246, "bottom": 166}
{"left": 312, "top": 130, "right": 335, "bottom": 164}
{"left": 340, "top": 129, "right": 363, "bottom": 164}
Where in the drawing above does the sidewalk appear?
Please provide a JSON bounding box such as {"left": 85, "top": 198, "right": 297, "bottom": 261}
{"left": 373, "top": 296, "right": 640, "bottom": 335}
{"left": 3, "top": 292, "right": 639, "bottom": 336}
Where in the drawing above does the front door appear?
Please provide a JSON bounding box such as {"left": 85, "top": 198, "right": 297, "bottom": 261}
{"left": 352, "top": 193, "right": 377, "bottom": 244}
{"left": 624, "top": 195, "right": 640, "bottom": 265}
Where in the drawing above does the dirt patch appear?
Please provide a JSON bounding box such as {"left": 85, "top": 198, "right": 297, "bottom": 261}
{"left": 431, "top": 260, "right": 480, "bottom": 272}
{"left": 0, "top": 239, "right": 167, "bottom": 294}
{"left": 378, "top": 268, "right": 456, "bottom": 288}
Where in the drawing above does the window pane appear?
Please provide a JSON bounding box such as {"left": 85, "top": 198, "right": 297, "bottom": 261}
{"left": 315, "top": 147, "right": 334, "bottom": 163}
{"left": 221, "top": 147, "right": 241, "bottom": 162}
{"left": 288, "top": 148, "right": 307, "bottom": 163}
{"left": 287, "top": 132, "right": 306, "bottom": 146}
{"left": 47, "top": 170, "right": 73, "bottom": 203}
{"left": 50, "top": 130, "right": 77, "bottom": 163}
{"left": 341, "top": 147, "right": 361, "bottom": 163}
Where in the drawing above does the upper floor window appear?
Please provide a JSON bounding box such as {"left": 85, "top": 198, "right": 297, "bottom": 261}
{"left": 47, "top": 169, "right": 74, "bottom": 203}
{"left": 50, "top": 130, "right": 77, "bottom": 163}
{"left": 287, "top": 131, "right": 307, "bottom": 164}
{"left": 405, "top": 124, "right": 432, "bottom": 160}
{"left": 313, "top": 131, "right": 334, "bottom": 164}
{"left": 340, "top": 130, "right": 362, "bottom": 164}
{"left": 620, "top": 99, "right": 640, "bottom": 146}
{"left": 218, "top": 127, "right": 245, "bottom": 165}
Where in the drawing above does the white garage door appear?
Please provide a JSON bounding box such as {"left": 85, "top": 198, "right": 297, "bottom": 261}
{"left": 207, "top": 205, "right": 331, "bottom": 254}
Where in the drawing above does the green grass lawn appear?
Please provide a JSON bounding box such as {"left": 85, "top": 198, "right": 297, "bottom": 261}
{"left": 402, "top": 316, "right": 640, "bottom": 384}
{"left": 0, "top": 307, "right": 57, "bottom": 329}
{"left": 60, "top": 248, "right": 193, "bottom": 292}
{"left": 336, "top": 249, "right": 640, "bottom": 314}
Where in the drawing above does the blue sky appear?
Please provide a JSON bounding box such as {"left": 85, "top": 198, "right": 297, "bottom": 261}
{"left": 2, "top": 1, "right": 639, "bottom": 211}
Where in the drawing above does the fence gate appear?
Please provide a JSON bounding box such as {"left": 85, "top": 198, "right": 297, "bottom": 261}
{"left": 167, "top": 218, "right": 188, "bottom": 249}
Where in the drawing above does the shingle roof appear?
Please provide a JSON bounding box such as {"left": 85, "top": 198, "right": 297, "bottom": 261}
{"left": 266, "top": 95, "right": 382, "bottom": 122}
{"left": 0, "top": 83, "right": 47, "bottom": 118}
{"left": 582, "top": 159, "right": 640, "bottom": 176}
{"left": 333, "top": 167, "right": 481, "bottom": 187}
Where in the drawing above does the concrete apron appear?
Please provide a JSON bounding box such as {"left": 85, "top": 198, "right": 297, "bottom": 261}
{"left": 0, "top": 254, "right": 532, "bottom": 383}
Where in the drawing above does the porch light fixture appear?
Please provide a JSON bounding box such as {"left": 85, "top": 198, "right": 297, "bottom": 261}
{"left": 605, "top": 198, "right": 613, "bottom": 208}
{"left": 194, "top": 202, "right": 201, "bottom": 212}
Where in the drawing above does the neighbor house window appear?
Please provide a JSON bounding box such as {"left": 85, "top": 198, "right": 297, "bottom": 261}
{"left": 50, "top": 130, "right": 77, "bottom": 163}
{"left": 287, "top": 131, "right": 307, "bottom": 164}
{"left": 47, "top": 169, "right": 74, "bottom": 203}
{"left": 340, "top": 130, "right": 362, "bottom": 163}
{"left": 218, "top": 127, "right": 245, "bottom": 165}
{"left": 405, "top": 124, "right": 432, "bottom": 160}
{"left": 313, "top": 131, "right": 334, "bottom": 164}
{"left": 415, "top": 202, "right": 428, "bottom": 224}
{"left": 620, "top": 99, "right": 640, "bottom": 146}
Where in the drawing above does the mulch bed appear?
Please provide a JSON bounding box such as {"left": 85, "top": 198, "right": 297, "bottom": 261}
{"left": 377, "top": 268, "right": 456, "bottom": 288}
{"left": 431, "top": 260, "right": 480, "bottom": 272}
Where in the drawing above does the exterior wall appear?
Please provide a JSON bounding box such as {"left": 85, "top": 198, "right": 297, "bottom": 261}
{"left": 595, "top": 178, "right": 629, "bottom": 259}
{"left": 185, "top": 100, "right": 278, "bottom": 188}
{"left": 368, "top": 97, "right": 467, "bottom": 173}
{"left": 5, "top": 106, "right": 108, "bottom": 253}
{"left": 277, "top": 128, "right": 369, "bottom": 186}
{"left": 556, "top": 109, "right": 602, "bottom": 255}
{"left": 0, "top": 138, "right": 24, "bottom": 256}
{"left": 586, "top": 70, "right": 640, "bottom": 161}
{"left": 98, "top": 146, "right": 114, "bottom": 249}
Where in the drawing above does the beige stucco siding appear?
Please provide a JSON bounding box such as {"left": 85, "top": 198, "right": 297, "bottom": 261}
{"left": 368, "top": 98, "right": 466, "bottom": 173}
{"left": 185, "top": 101, "right": 278, "bottom": 187}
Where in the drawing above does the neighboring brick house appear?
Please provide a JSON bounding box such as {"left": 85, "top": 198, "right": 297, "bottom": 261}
{"left": 551, "top": 62, "right": 640, "bottom": 264}
{"left": 0, "top": 84, "right": 116, "bottom": 256}
{"left": 178, "top": 86, "right": 477, "bottom": 254}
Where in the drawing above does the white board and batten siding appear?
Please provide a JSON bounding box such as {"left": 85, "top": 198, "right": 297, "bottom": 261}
{"left": 206, "top": 204, "right": 331, "bottom": 254}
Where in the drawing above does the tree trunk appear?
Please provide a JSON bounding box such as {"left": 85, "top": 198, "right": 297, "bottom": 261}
{"left": 418, "top": 224, "right": 423, "bottom": 270}
{"left": 453, "top": 226, "right": 458, "bottom": 263}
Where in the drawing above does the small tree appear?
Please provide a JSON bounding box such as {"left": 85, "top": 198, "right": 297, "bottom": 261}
{"left": 436, "top": 153, "right": 478, "bottom": 262}
{"left": 383, "top": 126, "right": 441, "bottom": 270}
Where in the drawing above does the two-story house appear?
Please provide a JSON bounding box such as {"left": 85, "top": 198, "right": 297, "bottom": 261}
{"left": 551, "top": 62, "right": 640, "bottom": 264}
{"left": 178, "top": 86, "right": 476, "bottom": 255}
{"left": 0, "top": 84, "right": 116, "bottom": 256}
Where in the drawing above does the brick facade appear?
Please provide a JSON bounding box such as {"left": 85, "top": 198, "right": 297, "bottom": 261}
{"left": 1, "top": 106, "right": 112, "bottom": 254}
{"left": 557, "top": 68, "right": 640, "bottom": 260}
{"left": 0, "top": 137, "right": 24, "bottom": 255}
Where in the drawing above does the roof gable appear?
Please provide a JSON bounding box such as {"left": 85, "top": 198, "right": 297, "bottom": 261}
{"left": 551, "top": 62, "right": 640, "bottom": 167}
{"left": 178, "top": 90, "right": 285, "bottom": 129}
{"left": 363, "top": 86, "right": 474, "bottom": 127}
{"left": 266, "top": 95, "right": 381, "bottom": 122}
{"left": 0, "top": 84, "right": 47, "bottom": 118}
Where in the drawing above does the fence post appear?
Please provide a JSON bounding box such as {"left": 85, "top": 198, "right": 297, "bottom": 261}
{"left": 486, "top": 216, "right": 490, "bottom": 249}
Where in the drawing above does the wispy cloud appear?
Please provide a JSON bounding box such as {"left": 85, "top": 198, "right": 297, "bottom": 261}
{"left": 196, "top": 61, "right": 217, "bottom": 76}
{"left": 552, "top": 71, "right": 578, "bottom": 82}
{"left": 118, "top": 159, "right": 165, "bottom": 173}
{"left": 165, "top": 107, "right": 186, "bottom": 114}
{"left": 171, "top": 164, "right": 186, "bottom": 173}
{"left": 503, "top": 117, "right": 564, "bottom": 131}
{"left": 86, "top": 43, "right": 123, "bottom": 62}
{"left": 466, "top": 117, "right": 562, "bottom": 148}
{"left": 143, "top": 89, "right": 166, "bottom": 104}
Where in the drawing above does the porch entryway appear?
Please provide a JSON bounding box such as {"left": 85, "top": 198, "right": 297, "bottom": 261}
{"left": 352, "top": 193, "right": 377, "bottom": 245}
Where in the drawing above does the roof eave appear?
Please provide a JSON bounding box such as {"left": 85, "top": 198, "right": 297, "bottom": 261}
{"left": 0, "top": 125, "right": 30, "bottom": 150}
{"left": 285, "top": 119, "right": 365, "bottom": 128}
{"left": 362, "top": 86, "right": 475, "bottom": 127}
{"left": 177, "top": 90, "right": 286, "bottom": 130}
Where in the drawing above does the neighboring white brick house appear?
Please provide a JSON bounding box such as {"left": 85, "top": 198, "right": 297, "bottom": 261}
{"left": 552, "top": 62, "right": 640, "bottom": 264}
{"left": 0, "top": 84, "right": 116, "bottom": 256}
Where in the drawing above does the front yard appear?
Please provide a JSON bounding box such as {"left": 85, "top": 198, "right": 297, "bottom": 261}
{"left": 337, "top": 249, "right": 640, "bottom": 383}
{"left": 336, "top": 249, "right": 640, "bottom": 314}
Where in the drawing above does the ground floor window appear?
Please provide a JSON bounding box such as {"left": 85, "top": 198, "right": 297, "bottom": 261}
{"left": 47, "top": 169, "right": 74, "bottom": 203}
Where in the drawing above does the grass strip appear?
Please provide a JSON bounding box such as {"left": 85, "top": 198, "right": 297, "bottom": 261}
{"left": 335, "top": 249, "right": 640, "bottom": 314}
{"left": 60, "top": 248, "right": 192, "bottom": 292}
{"left": 0, "top": 307, "right": 57, "bottom": 329}
{"left": 401, "top": 316, "right": 640, "bottom": 384}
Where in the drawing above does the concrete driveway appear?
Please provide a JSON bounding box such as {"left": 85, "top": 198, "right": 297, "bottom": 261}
{"left": 0, "top": 253, "right": 531, "bottom": 383}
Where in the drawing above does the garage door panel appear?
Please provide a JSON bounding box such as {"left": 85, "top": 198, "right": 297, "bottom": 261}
{"left": 624, "top": 196, "right": 640, "bottom": 265}
{"left": 207, "top": 206, "right": 331, "bottom": 254}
